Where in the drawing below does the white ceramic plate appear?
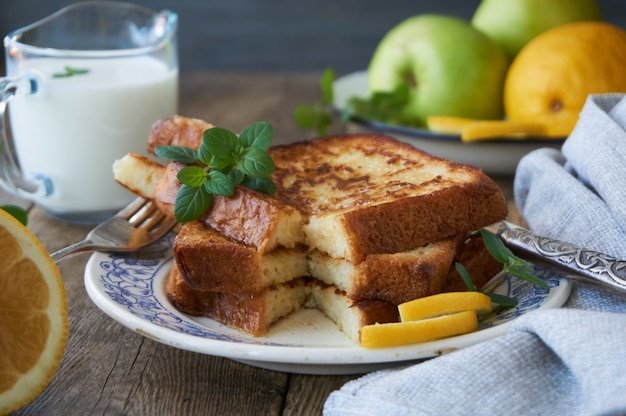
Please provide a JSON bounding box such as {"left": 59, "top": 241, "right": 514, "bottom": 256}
{"left": 333, "top": 71, "right": 565, "bottom": 175}
{"left": 84, "top": 233, "right": 571, "bottom": 375}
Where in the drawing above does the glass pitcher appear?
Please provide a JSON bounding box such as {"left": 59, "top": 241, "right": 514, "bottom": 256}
{"left": 0, "top": 1, "right": 178, "bottom": 223}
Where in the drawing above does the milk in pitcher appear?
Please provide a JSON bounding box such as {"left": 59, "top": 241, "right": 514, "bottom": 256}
{"left": 8, "top": 55, "right": 178, "bottom": 214}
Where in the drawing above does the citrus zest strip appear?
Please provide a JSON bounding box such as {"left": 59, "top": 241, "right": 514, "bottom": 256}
{"left": 460, "top": 120, "right": 548, "bottom": 142}
{"left": 426, "top": 116, "right": 476, "bottom": 135}
{"left": 360, "top": 310, "right": 478, "bottom": 349}
{"left": 398, "top": 291, "right": 493, "bottom": 322}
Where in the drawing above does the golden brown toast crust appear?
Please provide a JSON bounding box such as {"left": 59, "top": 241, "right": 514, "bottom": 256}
{"left": 152, "top": 160, "right": 182, "bottom": 217}
{"left": 147, "top": 115, "right": 212, "bottom": 154}
{"left": 166, "top": 260, "right": 308, "bottom": 337}
{"left": 203, "top": 187, "right": 304, "bottom": 253}
{"left": 174, "top": 221, "right": 308, "bottom": 293}
{"left": 309, "top": 238, "right": 458, "bottom": 305}
{"left": 270, "top": 134, "right": 507, "bottom": 262}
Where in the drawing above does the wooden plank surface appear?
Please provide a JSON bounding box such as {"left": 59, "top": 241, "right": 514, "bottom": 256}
{"left": 4, "top": 71, "right": 518, "bottom": 415}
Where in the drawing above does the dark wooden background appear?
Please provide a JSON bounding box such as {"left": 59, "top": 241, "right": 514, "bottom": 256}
{"left": 2, "top": 0, "right": 626, "bottom": 75}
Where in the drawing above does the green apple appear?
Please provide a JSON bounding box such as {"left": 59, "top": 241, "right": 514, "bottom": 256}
{"left": 472, "top": 0, "right": 602, "bottom": 59}
{"left": 367, "top": 14, "right": 509, "bottom": 127}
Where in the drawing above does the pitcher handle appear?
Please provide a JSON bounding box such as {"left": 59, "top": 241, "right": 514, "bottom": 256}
{"left": 0, "top": 75, "right": 52, "bottom": 198}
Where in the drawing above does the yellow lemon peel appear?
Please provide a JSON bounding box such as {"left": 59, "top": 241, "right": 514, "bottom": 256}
{"left": 398, "top": 291, "right": 493, "bottom": 322}
{"left": 360, "top": 310, "right": 478, "bottom": 349}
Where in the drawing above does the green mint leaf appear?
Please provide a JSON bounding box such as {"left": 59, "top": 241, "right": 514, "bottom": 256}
{"left": 294, "top": 104, "right": 319, "bottom": 129}
{"left": 198, "top": 141, "right": 232, "bottom": 171}
{"left": 294, "top": 104, "right": 333, "bottom": 136}
{"left": 204, "top": 170, "right": 235, "bottom": 196}
{"left": 480, "top": 229, "right": 510, "bottom": 263}
{"left": 320, "top": 67, "right": 335, "bottom": 105}
{"left": 157, "top": 122, "right": 276, "bottom": 222}
{"left": 155, "top": 146, "right": 198, "bottom": 164}
{"left": 243, "top": 176, "right": 277, "bottom": 194}
{"left": 197, "top": 142, "right": 213, "bottom": 166}
{"left": 177, "top": 166, "right": 207, "bottom": 187}
{"left": 455, "top": 262, "right": 476, "bottom": 292}
{"left": 1, "top": 205, "right": 28, "bottom": 225}
{"left": 293, "top": 68, "right": 336, "bottom": 136}
{"left": 485, "top": 292, "right": 518, "bottom": 308}
{"left": 344, "top": 85, "right": 411, "bottom": 126}
{"left": 508, "top": 255, "right": 535, "bottom": 272}
{"left": 228, "top": 169, "right": 246, "bottom": 186}
{"left": 480, "top": 229, "right": 550, "bottom": 290}
{"left": 174, "top": 184, "right": 213, "bottom": 223}
{"left": 509, "top": 266, "right": 550, "bottom": 289}
{"left": 203, "top": 128, "right": 239, "bottom": 160}
{"left": 239, "top": 121, "right": 273, "bottom": 150}
{"left": 237, "top": 147, "right": 275, "bottom": 177}
{"left": 316, "top": 112, "right": 333, "bottom": 136}
{"left": 52, "top": 66, "right": 89, "bottom": 78}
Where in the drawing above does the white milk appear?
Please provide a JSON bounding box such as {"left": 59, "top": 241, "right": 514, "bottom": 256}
{"left": 8, "top": 56, "right": 177, "bottom": 215}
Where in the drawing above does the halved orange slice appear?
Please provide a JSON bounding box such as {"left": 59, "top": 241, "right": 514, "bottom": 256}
{"left": 0, "top": 209, "right": 68, "bottom": 414}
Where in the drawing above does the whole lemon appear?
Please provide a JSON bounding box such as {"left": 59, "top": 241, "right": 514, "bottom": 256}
{"left": 504, "top": 21, "right": 626, "bottom": 137}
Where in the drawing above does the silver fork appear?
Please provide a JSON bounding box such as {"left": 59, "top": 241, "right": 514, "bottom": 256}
{"left": 50, "top": 197, "right": 177, "bottom": 262}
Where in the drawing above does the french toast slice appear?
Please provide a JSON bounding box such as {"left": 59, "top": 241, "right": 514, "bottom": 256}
{"left": 113, "top": 116, "right": 509, "bottom": 342}
{"left": 171, "top": 222, "right": 501, "bottom": 340}
{"left": 270, "top": 134, "right": 507, "bottom": 262}
{"left": 166, "top": 258, "right": 399, "bottom": 341}
{"left": 306, "top": 282, "right": 399, "bottom": 343}
{"left": 174, "top": 221, "right": 308, "bottom": 293}
{"left": 308, "top": 238, "right": 458, "bottom": 304}
{"left": 113, "top": 153, "right": 165, "bottom": 199}
{"left": 166, "top": 259, "right": 309, "bottom": 337}
{"left": 147, "top": 115, "right": 213, "bottom": 154}
{"left": 135, "top": 125, "right": 507, "bottom": 262}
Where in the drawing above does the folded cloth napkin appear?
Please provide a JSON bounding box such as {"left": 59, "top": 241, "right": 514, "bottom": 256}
{"left": 324, "top": 94, "right": 626, "bottom": 416}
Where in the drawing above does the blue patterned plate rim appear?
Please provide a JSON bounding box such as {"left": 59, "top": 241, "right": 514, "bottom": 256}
{"left": 84, "top": 233, "right": 572, "bottom": 370}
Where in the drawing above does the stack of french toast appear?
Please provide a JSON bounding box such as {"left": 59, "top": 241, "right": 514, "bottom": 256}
{"left": 113, "top": 116, "right": 507, "bottom": 343}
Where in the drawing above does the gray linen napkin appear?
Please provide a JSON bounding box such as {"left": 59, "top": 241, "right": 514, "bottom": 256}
{"left": 324, "top": 94, "right": 626, "bottom": 416}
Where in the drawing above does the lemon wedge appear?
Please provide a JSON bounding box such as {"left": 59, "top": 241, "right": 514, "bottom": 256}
{"left": 426, "top": 116, "right": 550, "bottom": 142}
{"left": 426, "top": 116, "right": 476, "bottom": 135}
{"left": 398, "top": 291, "right": 493, "bottom": 322}
{"left": 360, "top": 310, "right": 478, "bottom": 349}
{"left": 460, "top": 120, "right": 548, "bottom": 142}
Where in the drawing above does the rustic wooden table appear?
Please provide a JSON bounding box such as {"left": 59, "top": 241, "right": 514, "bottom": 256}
{"left": 5, "top": 72, "right": 521, "bottom": 415}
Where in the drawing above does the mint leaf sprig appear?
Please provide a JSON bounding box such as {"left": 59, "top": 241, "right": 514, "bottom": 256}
{"left": 343, "top": 84, "right": 412, "bottom": 126}
{"left": 294, "top": 67, "right": 336, "bottom": 136}
{"left": 294, "top": 68, "right": 414, "bottom": 136}
{"left": 154, "top": 121, "right": 276, "bottom": 223}
{"left": 456, "top": 229, "right": 550, "bottom": 308}
{"left": 52, "top": 66, "right": 89, "bottom": 78}
{"left": 1, "top": 205, "right": 28, "bottom": 225}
